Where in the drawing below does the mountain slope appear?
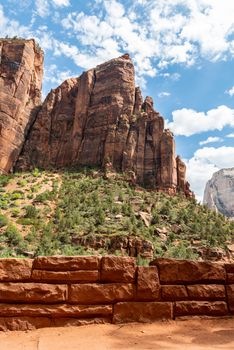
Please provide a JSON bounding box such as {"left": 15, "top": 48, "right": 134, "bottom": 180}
{"left": 0, "top": 169, "right": 233, "bottom": 261}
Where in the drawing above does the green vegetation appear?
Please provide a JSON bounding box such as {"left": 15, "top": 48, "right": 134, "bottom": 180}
{"left": 0, "top": 169, "right": 233, "bottom": 259}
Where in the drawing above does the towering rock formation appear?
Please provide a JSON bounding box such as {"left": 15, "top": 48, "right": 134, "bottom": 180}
{"left": 203, "top": 168, "right": 234, "bottom": 218}
{"left": 0, "top": 39, "right": 191, "bottom": 195}
{"left": 0, "top": 39, "right": 43, "bottom": 173}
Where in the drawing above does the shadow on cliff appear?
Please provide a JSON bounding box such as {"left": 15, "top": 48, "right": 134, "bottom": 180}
{"left": 12, "top": 104, "right": 42, "bottom": 172}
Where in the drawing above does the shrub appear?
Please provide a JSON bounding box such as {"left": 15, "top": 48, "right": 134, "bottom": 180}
{"left": 4, "top": 224, "right": 22, "bottom": 246}
{"left": 24, "top": 205, "right": 39, "bottom": 219}
{"left": 0, "top": 214, "right": 8, "bottom": 227}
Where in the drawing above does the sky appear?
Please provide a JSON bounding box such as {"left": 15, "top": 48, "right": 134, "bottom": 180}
{"left": 0, "top": 0, "right": 234, "bottom": 201}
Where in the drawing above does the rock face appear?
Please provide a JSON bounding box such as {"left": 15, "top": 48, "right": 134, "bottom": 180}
{"left": 16, "top": 54, "right": 191, "bottom": 194}
{"left": 0, "top": 40, "right": 191, "bottom": 195}
{"left": 0, "top": 39, "right": 43, "bottom": 173}
{"left": 203, "top": 168, "right": 234, "bottom": 218}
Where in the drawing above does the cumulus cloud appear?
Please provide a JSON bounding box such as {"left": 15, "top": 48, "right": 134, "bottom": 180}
{"left": 58, "top": 0, "right": 234, "bottom": 85}
{"left": 227, "top": 133, "right": 234, "bottom": 138}
{"left": 199, "top": 136, "right": 223, "bottom": 145}
{"left": 226, "top": 86, "right": 234, "bottom": 97}
{"left": 167, "top": 105, "right": 234, "bottom": 136}
{"left": 186, "top": 146, "right": 234, "bottom": 201}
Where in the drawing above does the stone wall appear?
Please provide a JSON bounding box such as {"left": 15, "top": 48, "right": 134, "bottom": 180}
{"left": 0, "top": 256, "right": 233, "bottom": 331}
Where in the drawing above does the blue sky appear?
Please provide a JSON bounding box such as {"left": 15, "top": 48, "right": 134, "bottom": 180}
{"left": 1, "top": 0, "right": 234, "bottom": 200}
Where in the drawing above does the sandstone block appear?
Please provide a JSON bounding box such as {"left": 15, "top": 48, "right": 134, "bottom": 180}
{"left": 101, "top": 256, "right": 136, "bottom": 282}
{"left": 136, "top": 266, "right": 160, "bottom": 300}
{"left": 227, "top": 274, "right": 234, "bottom": 284}
{"left": 33, "top": 256, "right": 101, "bottom": 271}
{"left": 31, "top": 269, "right": 99, "bottom": 283}
{"left": 187, "top": 285, "right": 226, "bottom": 300}
{"left": 226, "top": 285, "right": 234, "bottom": 313}
{"left": 150, "top": 259, "right": 226, "bottom": 284}
{"left": 0, "top": 317, "right": 51, "bottom": 331}
{"left": 53, "top": 317, "right": 111, "bottom": 328}
{"left": 0, "top": 303, "right": 112, "bottom": 318}
{"left": 161, "top": 285, "right": 188, "bottom": 301}
{"left": 225, "top": 264, "right": 234, "bottom": 273}
{"left": 69, "top": 283, "right": 135, "bottom": 304}
{"left": 175, "top": 301, "right": 228, "bottom": 317}
{"left": 0, "top": 259, "right": 32, "bottom": 281}
{"left": 113, "top": 302, "right": 173, "bottom": 323}
{"left": 0, "top": 283, "right": 67, "bottom": 303}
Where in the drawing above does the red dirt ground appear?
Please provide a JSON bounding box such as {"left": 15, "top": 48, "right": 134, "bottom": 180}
{"left": 0, "top": 318, "right": 234, "bottom": 350}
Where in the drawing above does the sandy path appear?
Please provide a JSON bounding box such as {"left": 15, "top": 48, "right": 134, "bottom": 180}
{"left": 0, "top": 319, "right": 234, "bottom": 350}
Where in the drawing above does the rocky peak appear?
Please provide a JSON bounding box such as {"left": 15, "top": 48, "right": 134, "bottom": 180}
{"left": 0, "top": 40, "right": 192, "bottom": 196}
{"left": 0, "top": 38, "right": 43, "bottom": 173}
{"left": 203, "top": 168, "right": 234, "bottom": 218}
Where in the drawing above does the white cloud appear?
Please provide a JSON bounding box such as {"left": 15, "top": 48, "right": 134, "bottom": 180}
{"left": 52, "top": 0, "right": 70, "bottom": 6}
{"left": 158, "top": 92, "right": 171, "bottom": 98}
{"left": 35, "top": 0, "right": 69, "bottom": 18}
{"left": 57, "top": 0, "right": 234, "bottom": 82}
{"left": 186, "top": 146, "right": 234, "bottom": 201}
{"left": 58, "top": 0, "right": 234, "bottom": 84}
{"left": 226, "top": 86, "right": 234, "bottom": 97}
{"left": 0, "top": 4, "right": 33, "bottom": 37}
{"left": 199, "top": 136, "right": 223, "bottom": 145}
{"left": 167, "top": 105, "right": 234, "bottom": 136}
{"left": 35, "top": 0, "right": 50, "bottom": 17}
{"left": 227, "top": 133, "right": 234, "bottom": 138}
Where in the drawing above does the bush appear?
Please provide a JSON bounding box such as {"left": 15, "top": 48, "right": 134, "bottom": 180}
{"left": 4, "top": 224, "right": 22, "bottom": 246}
{"left": 0, "top": 214, "right": 8, "bottom": 227}
{"left": 24, "top": 205, "right": 39, "bottom": 219}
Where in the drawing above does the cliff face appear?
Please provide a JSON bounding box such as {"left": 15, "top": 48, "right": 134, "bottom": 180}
{"left": 16, "top": 54, "right": 191, "bottom": 195}
{"left": 0, "top": 39, "right": 43, "bottom": 173}
{"left": 0, "top": 41, "right": 191, "bottom": 195}
{"left": 203, "top": 168, "right": 234, "bottom": 218}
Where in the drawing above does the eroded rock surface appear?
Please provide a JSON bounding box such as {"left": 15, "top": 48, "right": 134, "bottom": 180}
{"left": 0, "top": 39, "right": 43, "bottom": 173}
{"left": 203, "top": 168, "right": 234, "bottom": 218}
{"left": 0, "top": 42, "right": 191, "bottom": 195}
{"left": 16, "top": 54, "right": 191, "bottom": 195}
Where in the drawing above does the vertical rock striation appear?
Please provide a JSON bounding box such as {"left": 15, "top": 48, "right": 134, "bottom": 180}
{"left": 0, "top": 39, "right": 43, "bottom": 173}
{"left": 8, "top": 50, "right": 190, "bottom": 195}
{"left": 203, "top": 168, "right": 234, "bottom": 218}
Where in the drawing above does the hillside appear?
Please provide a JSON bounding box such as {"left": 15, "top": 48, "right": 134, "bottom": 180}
{"left": 0, "top": 168, "right": 233, "bottom": 261}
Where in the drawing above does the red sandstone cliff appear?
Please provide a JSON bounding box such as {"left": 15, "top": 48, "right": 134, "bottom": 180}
{"left": 16, "top": 54, "right": 191, "bottom": 195}
{"left": 0, "top": 41, "right": 191, "bottom": 195}
{"left": 0, "top": 39, "right": 43, "bottom": 173}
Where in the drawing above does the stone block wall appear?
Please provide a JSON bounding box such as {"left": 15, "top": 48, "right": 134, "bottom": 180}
{"left": 0, "top": 256, "right": 233, "bottom": 331}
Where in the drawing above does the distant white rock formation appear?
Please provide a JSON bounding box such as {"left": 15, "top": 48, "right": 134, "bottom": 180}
{"left": 203, "top": 168, "right": 234, "bottom": 218}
